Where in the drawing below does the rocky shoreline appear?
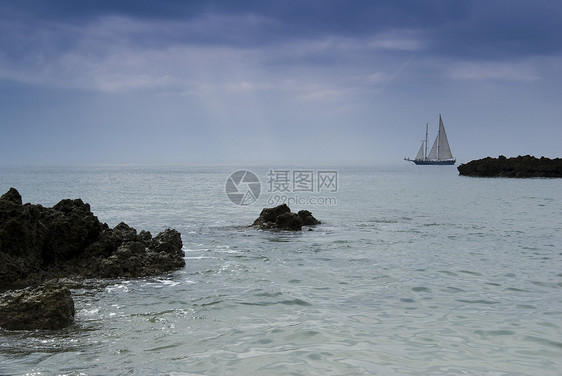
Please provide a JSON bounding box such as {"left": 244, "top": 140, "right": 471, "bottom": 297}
{"left": 457, "top": 155, "right": 562, "bottom": 178}
{"left": 0, "top": 188, "right": 185, "bottom": 330}
{"left": 0, "top": 192, "right": 321, "bottom": 330}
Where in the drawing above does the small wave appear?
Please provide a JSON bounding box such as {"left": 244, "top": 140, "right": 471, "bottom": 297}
{"left": 531, "top": 280, "right": 561, "bottom": 289}
{"left": 505, "top": 287, "right": 531, "bottom": 292}
{"left": 412, "top": 286, "right": 432, "bottom": 293}
{"left": 523, "top": 335, "right": 562, "bottom": 349}
{"left": 241, "top": 298, "right": 312, "bottom": 307}
{"left": 198, "top": 300, "right": 223, "bottom": 307}
{"left": 255, "top": 291, "right": 283, "bottom": 298}
{"left": 444, "top": 286, "right": 465, "bottom": 293}
{"left": 474, "top": 329, "right": 515, "bottom": 337}
{"left": 516, "top": 304, "right": 537, "bottom": 309}
{"left": 400, "top": 298, "right": 415, "bottom": 303}
{"left": 459, "top": 270, "right": 484, "bottom": 277}
{"left": 439, "top": 270, "right": 458, "bottom": 276}
{"left": 456, "top": 299, "right": 500, "bottom": 305}
{"left": 374, "top": 218, "right": 398, "bottom": 224}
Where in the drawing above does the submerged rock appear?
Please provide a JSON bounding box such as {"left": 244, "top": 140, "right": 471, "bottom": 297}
{"left": 0, "top": 281, "right": 75, "bottom": 330}
{"left": 0, "top": 188, "right": 185, "bottom": 289}
{"left": 458, "top": 155, "right": 562, "bottom": 178}
{"left": 252, "top": 204, "right": 321, "bottom": 231}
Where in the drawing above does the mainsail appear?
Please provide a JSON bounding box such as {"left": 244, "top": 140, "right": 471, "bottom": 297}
{"left": 427, "top": 134, "right": 438, "bottom": 160}
{"left": 437, "top": 115, "right": 453, "bottom": 159}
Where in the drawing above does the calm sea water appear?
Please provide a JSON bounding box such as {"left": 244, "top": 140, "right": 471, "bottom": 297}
{"left": 1, "top": 165, "right": 561, "bottom": 376}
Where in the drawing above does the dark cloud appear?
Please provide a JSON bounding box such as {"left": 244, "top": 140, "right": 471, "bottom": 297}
{"left": 2, "top": 0, "right": 560, "bottom": 59}
{"left": 427, "top": 1, "right": 562, "bottom": 59}
{"left": 1, "top": 1, "right": 561, "bottom": 165}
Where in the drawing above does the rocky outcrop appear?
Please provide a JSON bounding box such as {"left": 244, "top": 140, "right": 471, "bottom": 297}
{"left": 94, "top": 227, "right": 185, "bottom": 279}
{"left": 0, "top": 188, "right": 185, "bottom": 289}
{"left": 0, "top": 281, "right": 75, "bottom": 330}
{"left": 458, "top": 155, "right": 562, "bottom": 178}
{"left": 252, "top": 204, "right": 321, "bottom": 231}
{"left": 298, "top": 210, "right": 321, "bottom": 226}
{"left": 0, "top": 188, "right": 186, "bottom": 330}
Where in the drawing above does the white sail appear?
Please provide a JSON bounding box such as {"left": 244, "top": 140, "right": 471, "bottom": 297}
{"left": 415, "top": 142, "right": 425, "bottom": 160}
{"left": 437, "top": 115, "right": 453, "bottom": 160}
{"left": 427, "top": 135, "right": 438, "bottom": 159}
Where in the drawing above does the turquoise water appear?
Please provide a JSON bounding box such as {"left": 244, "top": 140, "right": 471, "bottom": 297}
{"left": 1, "top": 165, "right": 561, "bottom": 375}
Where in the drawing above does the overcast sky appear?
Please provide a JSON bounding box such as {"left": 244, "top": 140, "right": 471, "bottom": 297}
{"left": 1, "top": 0, "right": 560, "bottom": 165}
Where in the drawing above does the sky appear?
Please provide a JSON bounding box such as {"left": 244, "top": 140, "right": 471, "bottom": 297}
{"left": 0, "top": 0, "right": 561, "bottom": 165}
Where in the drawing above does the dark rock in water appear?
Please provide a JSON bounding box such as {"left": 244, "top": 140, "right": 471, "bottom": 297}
{"left": 458, "top": 155, "right": 562, "bottom": 178}
{"left": 252, "top": 204, "right": 320, "bottom": 231}
{"left": 275, "top": 212, "right": 303, "bottom": 231}
{"left": 298, "top": 210, "right": 321, "bottom": 226}
{"left": 97, "top": 228, "right": 185, "bottom": 279}
{"left": 151, "top": 228, "right": 184, "bottom": 256}
{"left": 0, "top": 281, "right": 75, "bottom": 330}
{"left": 258, "top": 204, "right": 291, "bottom": 223}
{"left": 252, "top": 204, "right": 291, "bottom": 229}
{"left": 0, "top": 188, "right": 185, "bottom": 289}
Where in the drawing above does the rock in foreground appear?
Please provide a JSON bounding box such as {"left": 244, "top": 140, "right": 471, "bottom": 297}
{"left": 458, "top": 155, "right": 562, "bottom": 178}
{"left": 0, "top": 281, "right": 75, "bottom": 330}
{"left": 0, "top": 188, "right": 185, "bottom": 289}
{"left": 252, "top": 204, "right": 321, "bottom": 231}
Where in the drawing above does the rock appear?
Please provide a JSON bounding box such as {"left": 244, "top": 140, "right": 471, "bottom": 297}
{"left": 0, "top": 281, "right": 75, "bottom": 330}
{"left": 252, "top": 204, "right": 320, "bottom": 231}
{"left": 458, "top": 155, "right": 562, "bottom": 178}
{"left": 275, "top": 212, "right": 303, "bottom": 231}
{"left": 0, "top": 188, "right": 185, "bottom": 289}
{"left": 298, "top": 210, "right": 321, "bottom": 226}
{"left": 0, "top": 187, "right": 22, "bottom": 205}
{"left": 42, "top": 198, "right": 105, "bottom": 266}
{"left": 150, "top": 229, "right": 183, "bottom": 256}
{"left": 97, "top": 229, "right": 185, "bottom": 279}
{"left": 255, "top": 204, "right": 291, "bottom": 224}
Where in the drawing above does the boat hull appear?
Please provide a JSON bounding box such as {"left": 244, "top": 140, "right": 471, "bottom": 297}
{"left": 410, "top": 159, "right": 456, "bottom": 165}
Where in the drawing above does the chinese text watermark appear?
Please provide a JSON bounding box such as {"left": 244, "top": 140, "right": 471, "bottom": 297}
{"left": 225, "top": 169, "right": 338, "bottom": 206}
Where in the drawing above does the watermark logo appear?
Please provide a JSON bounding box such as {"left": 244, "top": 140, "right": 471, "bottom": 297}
{"left": 225, "top": 169, "right": 338, "bottom": 206}
{"left": 266, "top": 169, "right": 338, "bottom": 193}
{"left": 225, "top": 170, "right": 261, "bottom": 205}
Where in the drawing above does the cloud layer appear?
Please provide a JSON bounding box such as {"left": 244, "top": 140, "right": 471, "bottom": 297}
{"left": 1, "top": 0, "right": 561, "bottom": 164}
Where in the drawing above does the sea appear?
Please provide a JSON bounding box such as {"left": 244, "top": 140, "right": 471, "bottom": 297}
{"left": 0, "top": 164, "right": 561, "bottom": 376}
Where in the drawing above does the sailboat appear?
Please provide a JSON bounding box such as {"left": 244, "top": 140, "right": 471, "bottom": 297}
{"left": 404, "top": 114, "right": 456, "bottom": 165}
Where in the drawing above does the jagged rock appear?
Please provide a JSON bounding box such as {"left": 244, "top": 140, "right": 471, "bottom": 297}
{"left": 0, "top": 281, "right": 75, "bottom": 330}
{"left": 252, "top": 204, "right": 320, "bottom": 231}
{"left": 298, "top": 210, "right": 321, "bottom": 226}
{"left": 97, "top": 229, "right": 185, "bottom": 278}
{"left": 458, "top": 155, "right": 562, "bottom": 178}
{"left": 0, "top": 188, "right": 22, "bottom": 205}
{"left": 0, "top": 188, "right": 186, "bottom": 330}
{"left": 150, "top": 229, "right": 183, "bottom": 256}
{"left": 275, "top": 212, "right": 303, "bottom": 231}
{"left": 0, "top": 188, "right": 185, "bottom": 289}
{"left": 42, "top": 198, "right": 105, "bottom": 266}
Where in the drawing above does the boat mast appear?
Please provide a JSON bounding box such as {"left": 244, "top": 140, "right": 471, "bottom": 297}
{"left": 437, "top": 114, "right": 441, "bottom": 160}
{"left": 424, "top": 123, "right": 428, "bottom": 160}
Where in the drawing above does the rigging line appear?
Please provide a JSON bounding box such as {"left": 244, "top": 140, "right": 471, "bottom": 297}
{"left": 152, "top": 59, "right": 252, "bottom": 160}
{"left": 308, "top": 57, "right": 412, "bottom": 160}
